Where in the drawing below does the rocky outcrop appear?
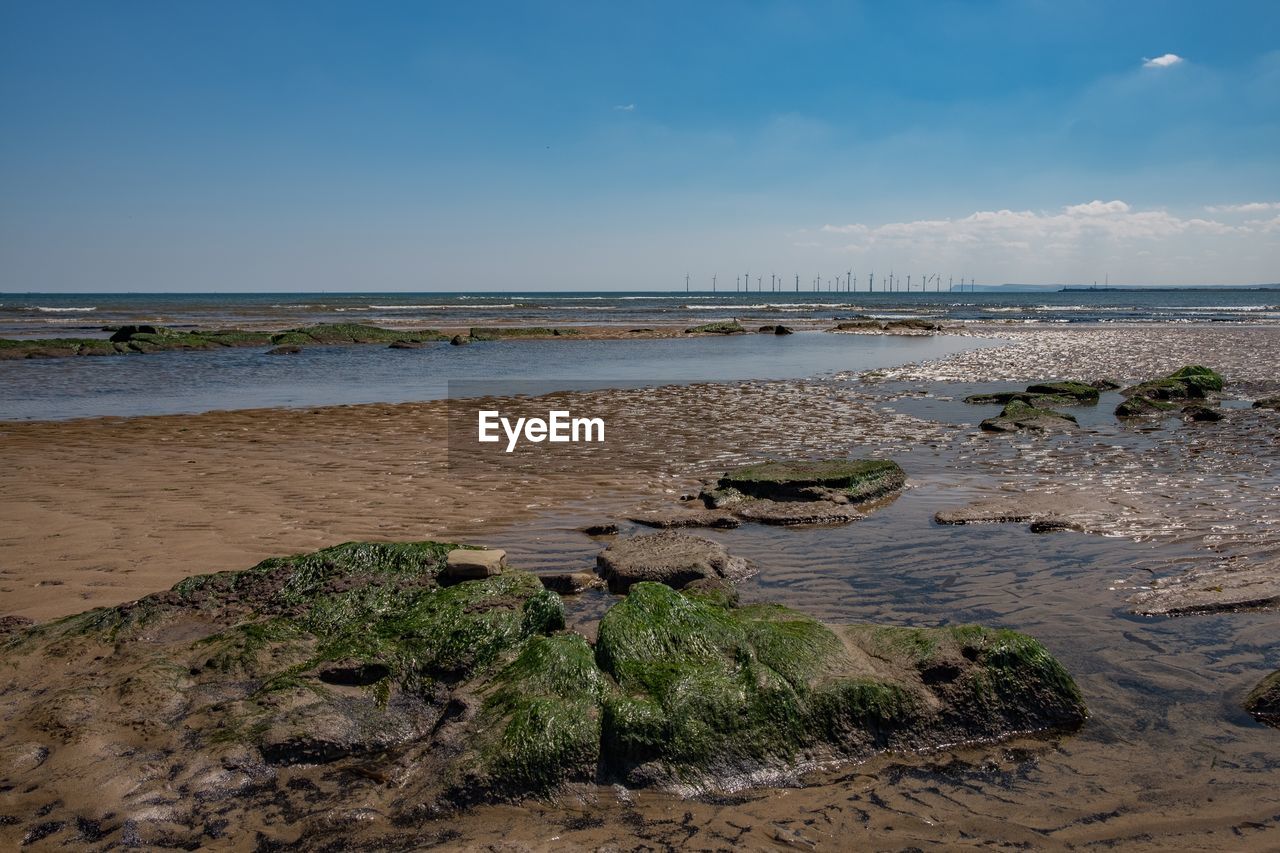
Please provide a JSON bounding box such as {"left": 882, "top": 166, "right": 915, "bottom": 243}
{"left": 965, "top": 380, "right": 1100, "bottom": 406}
{"left": 934, "top": 490, "right": 1138, "bottom": 534}
{"left": 596, "top": 531, "right": 751, "bottom": 593}
{"left": 980, "top": 399, "right": 1078, "bottom": 432}
{"left": 0, "top": 323, "right": 447, "bottom": 359}
{"left": 0, "top": 542, "right": 1088, "bottom": 847}
{"left": 685, "top": 321, "right": 747, "bottom": 334}
{"left": 831, "top": 319, "right": 943, "bottom": 334}
{"left": 1253, "top": 396, "right": 1280, "bottom": 411}
{"left": 758, "top": 324, "right": 794, "bottom": 335}
{"left": 1245, "top": 671, "right": 1280, "bottom": 728}
{"left": 467, "top": 327, "right": 580, "bottom": 340}
{"left": 1116, "top": 365, "right": 1225, "bottom": 418}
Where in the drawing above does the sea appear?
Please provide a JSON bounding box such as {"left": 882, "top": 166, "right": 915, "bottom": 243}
{"left": 1, "top": 289, "right": 1276, "bottom": 421}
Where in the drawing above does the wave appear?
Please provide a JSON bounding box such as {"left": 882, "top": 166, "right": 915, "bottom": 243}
{"left": 31, "top": 306, "right": 97, "bottom": 313}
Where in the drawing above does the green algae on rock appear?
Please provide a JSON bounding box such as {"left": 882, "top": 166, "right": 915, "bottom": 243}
{"left": 0, "top": 323, "right": 446, "bottom": 359}
{"left": 467, "top": 327, "right": 581, "bottom": 340}
{"left": 705, "top": 458, "right": 906, "bottom": 506}
{"left": 684, "top": 320, "right": 747, "bottom": 334}
{"left": 979, "top": 399, "right": 1078, "bottom": 433}
{"left": 1117, "top": 365, "right": 1225, "bottom": 417}
{"left": 965, "top": 380, "right": 1101, "bottom": 407}
{"left": 0, "top": 542, "right": 1088, "bottom": 846}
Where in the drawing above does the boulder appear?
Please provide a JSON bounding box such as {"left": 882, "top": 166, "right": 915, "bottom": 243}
{"left": 980, "top": 399, "right": 1078, "bottom": 432}
{"left": 1118, "top": 365, "right": 1225, "bottom": 418}
{"left": 581, "top": 522, "right": 618, "bottom": 537}
{"left": 757, "top": 324, "right": 793, "bottom": 335}
{"left": 445, "top": 548, "right": 507, "bottom": 580}
{"left": 1253, "top": 396, "right": 1280, "bottom": 411}
{"left": 1245, "top": 671, "right": 1280, "bottom": 728}
{"left": 596, "top": 532, "right": 751, "bottom": 593}
{"left": 449, "top": 334, "right": 471, "bottom": 346}
{"left": 1181, "top": 404, "right": 1222, "bottom": 422}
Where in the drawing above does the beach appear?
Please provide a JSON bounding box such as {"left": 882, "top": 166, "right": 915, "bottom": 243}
{"left": 2, "top": 319, "right": 1278, "bottom": 849}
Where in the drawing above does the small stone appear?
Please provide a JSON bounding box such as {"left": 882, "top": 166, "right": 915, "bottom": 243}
{"left": 538, "top": 572, "right": 603, "bottom": 595}
{"left": 581, "top": 523, "right": 618, "bottom": 537}
{"left": 445, "top": 548, "right": 506, "bottom": 580}
{"left": 1181, "top": 404, "right": 1222, "bottom": 422}
{"left": 449, "top": 335, "right": 471, "bottom": 346}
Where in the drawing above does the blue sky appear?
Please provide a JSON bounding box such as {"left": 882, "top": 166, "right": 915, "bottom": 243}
{"left": 2, "top": 1, "right": 1278, "bottom": 291}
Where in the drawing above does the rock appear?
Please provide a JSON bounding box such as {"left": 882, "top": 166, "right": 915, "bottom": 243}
{"left": 1115, "top": 395, "right": 1176, "bottom": 418}
{"left": 831, "top": 318, "right": 941, "bottom": 334}
{"left": 757, "top": 324, "right": 793, "bottom": 335}
{"left": 271, "top": 323, "right": 446, "bottom": 345}
{"left": 1253, "top": 396, "right": 1280, "bottom": 411}
{"left": 0, "top": 614, "right": 34, "bottom": 637}
{"left": 591, "top": 583, "right": 1086, "bottom": 790}
{"left": 1090, "top": 379, "right": 1122, "bottom": 390}
{"left": 596, "top": 532, "right": 751, "bottom": 593}
{"left": 108, "top": 324, "right": 160, "bottom": 342}
{"left": 967, "top": 381, "right": 1100, "bottom": 407}
{"left": 733, "top": 499, "right": 864, "bottom": 526}
{"left": 0, "top": 540, "right": 1088, "bottom": 839}
{"left": 1245, "top": 671, "right": 1280, "bottom": 728}
{"left": 707, "top": 458, "right": 905, "bottom": 505}
{"left": 445, "top": 548, "right": 507, "bottom": 580}
{"left": 388, "top": 341, "right": 428, "bottom": 349}
{"left": 685, "top": 321, "right": 746, "bottom": 334}
{"left": 629, "top": 509, "right": 740, "bottom": 529}
{"left": 1118, "top": 365, "right": 1225, "bottom": 418}
{"left": 1181, "top": 403, "right": 1222, "bottom": 422}
{"left": 935, "top": 490, "right": 1137, "bottom": 533}
{"left": 450, "top": 334, "right": 471, "bottom": 346}
{"left": 581, "top": 522, "right": 618, "bottom": 537}
{"left": 1128, "top": 556, "right": 1280, "bottom": 616}
{"left": 468, "top": 327, "right": 579, "bottom": 340}
{"left": 266, "top": 345, "right": 303, "bottom": 355}
{"left": 1028, "top": 518, "right": 1084, "bottom": 534}
{"left": 980, "top": 399, "right": 1078, "bottom": 432}
{"left": 538, "top": 572, "right": 603, "bottom": 595}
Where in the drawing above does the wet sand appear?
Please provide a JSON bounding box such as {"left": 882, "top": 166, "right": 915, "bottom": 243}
{"left": 1, "top": 322, "right": 1278, "bottom": 849}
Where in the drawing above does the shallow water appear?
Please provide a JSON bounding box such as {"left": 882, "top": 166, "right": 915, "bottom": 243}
{"left": 0, "top": 331, "right": 991, "bottom": 421}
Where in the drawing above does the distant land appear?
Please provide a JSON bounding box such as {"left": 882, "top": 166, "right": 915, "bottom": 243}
{"left": 954, "top": 283, "right": 1280, "bottom": 293}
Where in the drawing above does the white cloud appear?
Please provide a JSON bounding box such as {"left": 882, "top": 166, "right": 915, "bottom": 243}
{"left": 1142, "top": 53, "right": 1184, "bottom": 68}
{"left": 613, "top": 103, "right": 636, "bottom": 112}
{"left": 1205, "top": 201, "right": 1280, "bottom": 213}
{"left": 820, "top": 200, "right": 1249, "bottom": 254}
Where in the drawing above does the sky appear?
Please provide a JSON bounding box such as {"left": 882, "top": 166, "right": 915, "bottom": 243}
{"left": 1, "top": 1, "right": 1278, "bottom": 292}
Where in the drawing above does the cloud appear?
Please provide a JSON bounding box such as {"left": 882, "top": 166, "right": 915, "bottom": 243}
{"left": 613, "top": 103, "right": 636, "bottom": 112}
{"left": 819, "top": 200, "right": 1248, "bottom": 254}
{"left": 1205, "top": 201, "right": 1280, "bottom": 213}
{"left": 1142, "top": 53, "right": 1184, "bottom": 68}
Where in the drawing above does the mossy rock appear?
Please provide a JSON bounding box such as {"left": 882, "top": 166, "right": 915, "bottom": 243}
{"left": 1244, "top": 670, "right": 1280, "bottom": 728}
{"left": 467, "top": 327, "right": 580, "bottom": 340}
{"left": 685, "top": 321, "right": 746, "bottom": 334}
{"left": 0, "top": 543, "right": 1087, "bottom": 828}
{"left": 593, "top": 583, "right": 1086, "bottom": 788}
{"left": 965, "top": 380, "right": 1099, "bottom": 406}
{"left": 269, "top": 323, "right": 446, "bottom": 345}
{"left": 981, "top": 399, "right": 1078, "bottom": 433}
{"left": 1118, "top": 365, "right": 1225, "bottom": 417}
{"left": 709, "top": 458, "right": 906, "bottom": 504}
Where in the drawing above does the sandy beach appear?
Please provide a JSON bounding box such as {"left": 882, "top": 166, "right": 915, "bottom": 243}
{"left": 2, "top": 322, "right": 1279, "bottom": 850}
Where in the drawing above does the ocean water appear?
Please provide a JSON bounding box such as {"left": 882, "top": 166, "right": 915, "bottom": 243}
{"left": 1, "top": 288, "right": 1278, "bottom": 337}
{"left": 0, "top": 332, "right": 993, "bottom": 421}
